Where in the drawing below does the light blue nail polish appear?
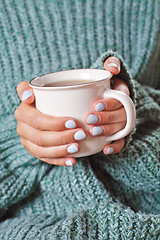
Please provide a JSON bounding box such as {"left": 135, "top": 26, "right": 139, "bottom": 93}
{"left": 74, "top": 130, "right": 86, "bottom": 140}
{"left": 65, "top": 120, "right": 76, "bottom": 129}
{"left": 67, "top": 144, "right": 78, "bottom": 153}
{"left": 22, "top": 90, "right": 32, "bottom": 101}
{"left": 107, "top": 147, "right": 114, "bottom": 154}
{"left": 108, "top": 62, "right": 120, "bottom": 71}
{"left": 95, "top": 102, "right": 105, "bottom": 112}
{"left": 92, "top": 126, "right": 103, "bottom": 136}
{"left": 87, "top": 114, "right": 99, "bottom": 124}
{"left": 66, "top": 160, "right": 73, "bottom": 166}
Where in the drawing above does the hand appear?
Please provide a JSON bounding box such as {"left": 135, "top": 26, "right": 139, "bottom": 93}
{"left": 15, "top": 82, "right": 87, "bottom": 166}
{"left": 86, "top": 57, "right": 130, "bottom": 155}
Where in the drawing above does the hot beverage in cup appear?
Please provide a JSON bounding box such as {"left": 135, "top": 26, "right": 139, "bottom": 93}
{"left": 42, "top": 79, "right": 93, "bottom": 87}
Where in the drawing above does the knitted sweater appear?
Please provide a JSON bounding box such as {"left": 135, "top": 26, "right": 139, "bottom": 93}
{"left": 0, "top": 0, "right": 160, "bottom": 239}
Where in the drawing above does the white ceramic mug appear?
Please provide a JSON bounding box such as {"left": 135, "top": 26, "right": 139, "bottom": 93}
{"left": 29, "top": 69, "right": 136, "bottom": 157}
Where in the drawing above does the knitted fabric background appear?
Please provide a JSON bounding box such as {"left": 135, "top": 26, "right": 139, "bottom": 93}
{"left": 0, "top": 0, "right": 160, "bottom": 239}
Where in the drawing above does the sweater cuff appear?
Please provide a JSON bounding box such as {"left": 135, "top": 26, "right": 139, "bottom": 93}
{"left": 91, "top": 50, "right": 137, "bottom": 149}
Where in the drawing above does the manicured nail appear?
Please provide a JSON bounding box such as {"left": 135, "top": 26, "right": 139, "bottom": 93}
{"left": 95, "top": 102, "right": 105, "bottom": 112}
{"left": 74, "top": 130, "right": 86, "bottom": 141}
{"left": 22, "top": 90, "right": 32, "bottom": 101}
{"left": 66, "top": 159, "right": 73, "bottom": 166}
{"left": 67, "top": 144, "right": 79, "bottom": 153}
{"left": 106, "top": 147, "right": 114, "bottom": 154}
{"left": 65, "top": 120, "right": 76, "bottom": 129}
{"left": 87, "top": 114, "right": 99, "bottom": 124}
{"left": 108, "top": 62, "right": 120, "bottom": 71}
{"left": 92, "top": 126, "right": 103, "bottom": 136}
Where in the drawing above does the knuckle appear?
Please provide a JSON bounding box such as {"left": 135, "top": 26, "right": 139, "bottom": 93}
{"left": 34, "top": 133, "right": 44, "bottom": 146}
{"left": 106, "top": 114, "right": 111, "bottom": 123}
{"left": 29, "top": 141, "right": 43, "bottom": 157}
{"left": 57, "top": 133, "right": 64, "bottom": 145}
{"left": 20, "top": 138, "right": 40, "bottom": 158}
{"left": 104, "top": 113, "right": 111, "bottom": 123}
{"left": 105, "top": 125, "right": 112, "bottom": 135}
{"left": 56, "top": 148, "right": 66, "bottom": 158}
{"left": 51, "top": 117, "right": 63, "bottom": 131}
{"left": 30, "top": 115, "right": 42, "bottom": 129}
{"left": 109, "top": 112, "right": 116, "bottom": 122}
{"left": 51, "top": 119, "right": 57, "bottom": 130}
{"left": 58, "top": 131, "right": 72, "bottom": 145}
{"left": 30, "top": 146, "right": 42, "bottom": 158}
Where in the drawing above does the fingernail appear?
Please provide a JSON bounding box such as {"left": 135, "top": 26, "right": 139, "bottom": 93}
{"left": 66, "top": 159, "right": 73, "bottom": 166}
{"left": 65, "top": 120, "right": 76, "bottom": 129}
{"left": 106, "top": 147, "right": 114, "bottom": 154}
{"left": 74, "top": 130, "right": 86, "bottom": 140}
{"left": 22, "top": 90, "right": 32, "bottom": 101}
{"left": 87, "top": 114, "right": 99, "bottom": 124}
{"left": 108, "top": 63, "right": 120, "bottom": 71}
{"left": 92, "top": 126, "right": 103, "bottom": 136}
{"left": 95, "top": 102, "right": 105, "bottom": 112}
{"left": 67, "top": 144, "right": 79, "bottom": 153}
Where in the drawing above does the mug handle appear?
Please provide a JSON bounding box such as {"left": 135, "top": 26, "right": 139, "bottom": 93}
{"left": 103, "top": 89, "right": 136, "bottom": 142}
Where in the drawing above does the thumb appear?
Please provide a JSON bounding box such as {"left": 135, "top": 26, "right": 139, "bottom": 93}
{"left": 104, "top": 56, "right": 121, "bottom": 75}
{"left": 17, "top": 81, "right": 35, "bottom": 104}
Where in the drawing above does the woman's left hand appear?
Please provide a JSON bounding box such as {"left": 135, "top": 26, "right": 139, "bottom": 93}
{"left": 85, "top": 57, "right": 130, "bottom": 155}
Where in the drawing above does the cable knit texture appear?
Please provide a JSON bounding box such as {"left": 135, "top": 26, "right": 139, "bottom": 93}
{"left": 0, "top": 0, "right": 160, "bottom": 239}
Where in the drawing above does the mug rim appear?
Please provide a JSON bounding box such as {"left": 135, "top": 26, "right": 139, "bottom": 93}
{"left": 29, "top": 68, "right": 112, "bottom": 89}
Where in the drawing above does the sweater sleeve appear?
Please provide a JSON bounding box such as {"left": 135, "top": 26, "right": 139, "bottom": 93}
{"left": 0, "top": 113, "right": 50, "bottom": 218}
{"left": 92, "top": 79, "right": 160, "bottom": 215}
{"left": 0, "top": 200, "right": 159, "bottom": 239}
{"left": 90, "top": 51, "right": 160, "bottom": 214}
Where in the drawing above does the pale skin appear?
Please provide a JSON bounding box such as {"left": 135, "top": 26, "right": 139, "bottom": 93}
{"left": 15, "top": 57, "right": 130, "bottom": 166}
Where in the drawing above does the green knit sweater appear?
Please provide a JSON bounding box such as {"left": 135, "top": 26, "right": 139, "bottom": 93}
{"left": 0, "top": 0, "right": 160, "bottom": 239}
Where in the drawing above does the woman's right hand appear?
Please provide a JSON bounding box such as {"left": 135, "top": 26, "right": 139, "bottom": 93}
{"left": 14, "top": 81, "right": 87, "bottom": 166}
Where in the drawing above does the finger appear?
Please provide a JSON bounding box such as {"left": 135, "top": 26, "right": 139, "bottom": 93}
{"left": 89, "top": 122, "right": 126, "bottom": 137}
{"left": 39, "top": 157, "right": 76, "bottom": 166}
{"left": 103, "top": 138, "right": 125, "bottom": 155}
{"left": 93, "top": 77, "right": 130, "bottom": 111}
{"left": 17, "top": 81, "right": 35, "bottom": 104}
{"left": 104, "top": 57, "right": 120, "bottom": 75}
{"left": 94, "top": 98, "right": 122, "bottom": 111}
{"left": 86, "top": 107, "right": 127, "bottom": 125}
{"left": 17, "top": 121, "right": 87, "bottom": 147}
{"left": 21, "top": 138, "right": 80, "bottom": 158}
{"left": 15, "top": 103, "right": 78, "bottom": 131}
